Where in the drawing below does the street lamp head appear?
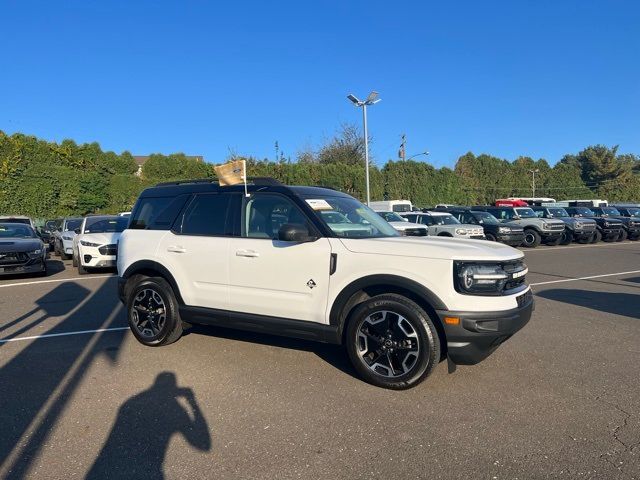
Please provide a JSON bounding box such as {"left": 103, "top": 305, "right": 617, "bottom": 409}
{"left": 365, "top": 91, "right": 380, "bottom": 105}
{"left": 347, "top": 94, "right": 362, "bottom": 106}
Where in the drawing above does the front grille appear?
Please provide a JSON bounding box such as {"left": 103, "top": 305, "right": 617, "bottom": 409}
{"left": 404, "top": 228, "right": 427, "bottom": 237}
{"left": 548, "top": 223, "right": 565, "bottom": 231}
{"left": 581, "top": 223, "right": 596, "bottom": 231}
{"left": 98, "top": 244, "right": 117, "bottom": 256}
{"left": 502, "top": 260, "right": 528, "bottom": 292}
{"left": 0, "top": 251, "right": 29, "bottom": 265}
{"left": 516, "top": 290, "right": 533, "bottom": 308}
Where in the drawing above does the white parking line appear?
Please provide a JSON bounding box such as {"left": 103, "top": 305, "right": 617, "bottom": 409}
{"left": 0, "top": 275, "right": 115, "bottom": 289}
{"left": 0, "top": 326, "right": 130, "bottom": 343}
{"left": 530, "top": 270, "right": 640, "bottom": 286}
{"left": 524, "top": 241, "right": 637, "bottom": 252}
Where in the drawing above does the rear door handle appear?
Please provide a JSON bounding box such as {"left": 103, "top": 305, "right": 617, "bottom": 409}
{"left": 235, "top": 249, "right": 259, "bottom": 258}
{"left": 167, "top": 245, "right": 186, "bottom": 253}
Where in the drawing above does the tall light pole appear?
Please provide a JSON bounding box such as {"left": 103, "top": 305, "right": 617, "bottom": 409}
{"left": 347, "top": 91, "right": 380, "bottom": 205}
{"left": 528, "top": 168, "right": 539, "bottom": 197}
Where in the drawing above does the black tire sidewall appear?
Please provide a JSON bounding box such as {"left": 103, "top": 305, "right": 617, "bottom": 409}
{"left": 485, "top": 233, "right": 496, "bottom": 242}
{"left": 345, "top": 295, "right": 439, "bottom": 389}
{"left": 523, "top": 229, "right": 541, "bottom": 248}
{"left": 127, "top": 277, "right": 180, "bottom": 346}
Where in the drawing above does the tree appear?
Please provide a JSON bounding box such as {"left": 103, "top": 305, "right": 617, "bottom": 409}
{"left": 317, "top": 123, "right": 368, "bottom": 166}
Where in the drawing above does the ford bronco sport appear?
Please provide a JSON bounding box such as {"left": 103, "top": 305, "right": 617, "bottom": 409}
{"left": 118, "top": 178, "right": 533, "bottom": 389}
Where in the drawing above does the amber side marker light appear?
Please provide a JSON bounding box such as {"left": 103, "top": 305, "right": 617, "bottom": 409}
{"left": 444, "top": 316, "right": 460, "bottom": 325}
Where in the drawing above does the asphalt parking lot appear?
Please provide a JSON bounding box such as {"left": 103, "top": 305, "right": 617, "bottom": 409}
{"left": 1, "top": 243, "right": 639, "bottom": 480}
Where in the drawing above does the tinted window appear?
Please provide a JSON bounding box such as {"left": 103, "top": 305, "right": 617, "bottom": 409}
{"left": 0, "top": 223, "right": 36, "bottom": 238}
{"left": 84, "top": 217, "right": 128, "bottom": 233}
{"left": 181, "top": 194, "right": 233, "bottom": 236}
{"left": 392, "top": 204, "right": 411, "bottom": 212}
{"left": 130, "top": 195, "right": 189, "bottom": 230}
{"left": 64, "top": 218, "right": 82, "bottom": 231}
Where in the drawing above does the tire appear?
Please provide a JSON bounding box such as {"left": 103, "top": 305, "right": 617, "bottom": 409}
{"left": 345, "top": 294, "right": 440, "bottom": 390}
{"left": 77, "top": 262, "right": 88, "bottom": 275}
{"left": 617, "top": 229, "right": 628, "bottom": 242}
{"left": 560, "top": 231, "right": 573, "bottom": 245}
{"left": 604, "top": 232, "right": 618, "bottom": 243}
{"left": 592, "top": 230, "right": 602, "bottom": 243}
{"left": 522, "top": 229, "right": 541, "bottom": 248}
{"left": 72, "top": 252, "right": 77, "bottom": 267}
{"left": 127, "top": 276, "right": 183, "bottom": 347}
{"left": 37, "top": 262, "right": 48, "bottom": 277}
{"left": 437, "top": 233, "right": 452, "bottom": 237}
{"left": 546, "top": 236, "right": 562, "bottom": 246}
{"left": 485, "top": 233, "right": 497, "bottom": 242}
{"left": 61, "top": 252, "right": 71, "bottom": 260}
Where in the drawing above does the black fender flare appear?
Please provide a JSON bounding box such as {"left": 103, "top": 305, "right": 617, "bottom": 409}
{"left": 121, "top": 260, "right": 185, "bottom": 305}
{"left": 329, "top": 275, "right": 448, "bottom": 337}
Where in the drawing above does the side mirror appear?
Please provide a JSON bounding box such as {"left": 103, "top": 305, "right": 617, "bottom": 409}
{"left": 402, "top": 218, "right": 408, "bottom": 222}
{"left": 74, "top": 228, "right": 81, "bottom": 234}
{"left": 513, "top": 215, "right": 521, "bottom": 220}
{"left": 278, "top": 223, "right": 315, "bottom": 242}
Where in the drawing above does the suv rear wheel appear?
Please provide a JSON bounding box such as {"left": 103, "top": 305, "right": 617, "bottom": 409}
{"left": 522, "top": 229, "right": 541, "bottom": 248}
{"left": 127, "top": 276, "right": 183, "bottom": 347}
{"left": 345, "top": 294, "right": 440, "bottom": 390}
{"left": 617, "top": 229, "right": 628, "bottom": 242}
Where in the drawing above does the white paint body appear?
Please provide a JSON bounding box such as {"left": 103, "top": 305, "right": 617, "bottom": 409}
{"left": 118, "top": 231, "right": 529, "bottom": 325}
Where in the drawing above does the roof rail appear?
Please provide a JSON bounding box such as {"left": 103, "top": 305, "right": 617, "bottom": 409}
{"left": 155, "top": 177, "right": 283, "bottom": 187}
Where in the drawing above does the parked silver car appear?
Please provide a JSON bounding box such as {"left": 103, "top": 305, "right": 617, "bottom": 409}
{"left": 401, "top": 212, "right": 485, "bottom": 239}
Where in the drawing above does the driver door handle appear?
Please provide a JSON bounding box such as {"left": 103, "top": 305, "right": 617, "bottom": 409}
{"left": 167, "top": 245, "right": 186, "bottom": 253}
{"left": 236, "top": 249, "right": 259, "bottom": 258}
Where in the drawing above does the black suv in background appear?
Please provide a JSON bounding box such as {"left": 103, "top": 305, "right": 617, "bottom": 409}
{"left": 444, "top": 208, "right": 524, "bottom": 246}
{"left": 590, "top": 207, "right": 640, "bottom": 241}
{"left": 530, "top": 206, "right": 597, "bottom": 244}
{"left": 564, "top": 207, "right": 623, "bottom": 242}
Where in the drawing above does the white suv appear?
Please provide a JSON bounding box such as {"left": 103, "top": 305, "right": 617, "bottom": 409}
{"left": 73, "top": 215, "right": 128, "bottom": 274}
{"left": 118, "top": 179, "right": 533, "bottom": 389}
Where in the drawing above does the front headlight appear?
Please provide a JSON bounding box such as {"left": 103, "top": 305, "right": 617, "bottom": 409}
{"left": 604, "top": 221, "right": 610, "bottom": 227}
{"left": 542, "top": 223, "right": 551, "bottom": 230}
{"left": 498, "top": 227, "right": 511, "bottom": 234}
{"left": 455, "top": 228, "right": 467, "bottom": 235}
{"left": 454, "top": 261, "right": 528, "bottom": 295}
{"left": 28, "top": 249, "right": 42, "bottom": 256}
{"left": 80, "top": 240, "right": 101, "bottom": 247}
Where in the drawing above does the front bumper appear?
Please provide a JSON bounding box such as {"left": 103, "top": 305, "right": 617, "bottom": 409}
{"left": 0, "top": 257, "right": 45, "bottom": 276}
{"left": 437, "top": 291, "right": 534, "bottom": 365}
{"left": 497, "top": 232, "right": 524, "bottom": 246}
{"left": 625, "top": 226, "right": 640, "bottom": 238}
{"left": 540, "top": 230, "right": 563, "bottom": 240}
{"left": 601, "top": 227, "right": 622, "bottom": 239}
{"left": 573, "top": 229, "right": 595, "bottom": 240}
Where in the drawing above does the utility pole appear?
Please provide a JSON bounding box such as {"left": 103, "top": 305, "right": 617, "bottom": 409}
{"left": 399, "top": 134, "right": 406, "bottom": 161}
{"left": 275, "top": 141, "right": 279, "bottom": 163}
{"left": 528, "top": 169, "right": 539, "bottom": 197}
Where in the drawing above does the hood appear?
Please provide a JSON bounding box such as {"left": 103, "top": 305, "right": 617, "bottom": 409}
{"left": 339, "top": 236, "right": 523, "bottom": 262}
{"left": 389, "top": 221, "right": 425, "bottom": 230}
{"left": 501, "top": 222, "right": 524, "bottom": 231}
{"left": 79, "top": 232, "right": 122, "bottom": 245}
{"left": 540, "top": 218, "right": 565, "bottom": 226}
{"left": 0, "top": 238, "right": 43, "bottom": 252}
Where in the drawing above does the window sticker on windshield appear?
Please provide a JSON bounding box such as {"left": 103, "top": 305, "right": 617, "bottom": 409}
{"left": 306, "top": 199, "right": 333, "bottom": 210}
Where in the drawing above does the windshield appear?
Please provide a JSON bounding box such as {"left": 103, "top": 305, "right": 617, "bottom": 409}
{"left": 431, "top": 214, "right": 460, "bottom": 225}
{"left": 306, "top": 196, "right": 399, "bottom": 238}
{"left": 625, "top": 208, "right": 640, "bottom": 217}
{"left": 547, "top": 207, "right": 569, "bottom": 218}
{"left": 64, "top": 218, "right": 82, "bottom": 231}
{"left": 83, "top": 216, "right": 128, "bottom": 233}
{"left": 600, "top": 207, "right": 621, "bottom": 216}
{"left": 573, "top": 207, "right": 595, "bottom": 216}
{"left": 377, "top": 212, "right": 405, "bottom": 222}
{"left": 0, "top": 223, "right": 37, "bottom": 238}
{"left": 472, "top": 212, "right": 499, "bottom": 225}
{"left": 514, "top": 208, "right": 537, "bottom": 218}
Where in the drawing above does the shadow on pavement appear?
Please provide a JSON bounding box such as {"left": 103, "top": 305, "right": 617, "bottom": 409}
{"left": 625, "top": 276, "right": 640, "bottom": 284}
{"left": 536, "top": 288, "right": 640, "bottom": 319}
{"left": 86, "top": 372, "right": 211, "bottom": 480}
{"left": 187, "top": 324, "right": 357, "bottom": 379}
{"left": 0, "top": 279, "right": 126, "bottom": 479}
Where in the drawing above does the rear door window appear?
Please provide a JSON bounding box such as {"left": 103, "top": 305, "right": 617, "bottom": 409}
{"left": 180, "top": 193, "right": 236, "bottom": 236}
{"left": 130, "top": 195, "right": 190, "bottom": 230}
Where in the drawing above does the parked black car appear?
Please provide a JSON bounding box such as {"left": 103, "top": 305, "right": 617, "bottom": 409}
{"left": 590, "top": 207, "right": 640, "bottom": 241}
{"left": 564, "top": 207, "right": 623, "bottom": 242}
{"left": 530, "top": 206, "right": 597, "bottom": 244}
{"left": 444, "top": 208, "right": 524, "bottom": 246}
{"left": 0, "top": 222, "right": 47, "bottom": 277}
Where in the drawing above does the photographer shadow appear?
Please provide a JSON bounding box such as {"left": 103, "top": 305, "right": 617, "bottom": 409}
{"left": 86, "top": 372, "right": 211, "bottom": 480}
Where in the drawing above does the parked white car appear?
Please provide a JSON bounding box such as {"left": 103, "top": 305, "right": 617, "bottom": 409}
{"left": 73, "top": 215, "right": 128, "bottom": 274}
{"left": 368, "top": 200, "right": 413, "bottom": 213}
{"left": 401, "top": 212, "right": 485, "bottom": 239}
{"left": 375, "top": 211, "right": 428, "bottom": 236}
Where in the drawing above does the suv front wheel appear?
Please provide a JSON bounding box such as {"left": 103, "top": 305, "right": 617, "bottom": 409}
{"left": 522, "top": 229, "right": 541, "bottom": 248}
{"left": 345, "top": 294, "right": 440, "bottom": 390}
{"left": 127, "top": 276, "right": 183, "bottom": 347}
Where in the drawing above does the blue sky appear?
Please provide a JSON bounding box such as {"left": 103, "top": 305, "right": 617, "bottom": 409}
{"left": 2, "top": 0, "right": 639, "bottom": 168}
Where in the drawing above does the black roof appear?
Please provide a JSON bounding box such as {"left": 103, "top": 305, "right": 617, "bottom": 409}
{"left": 140, "top": 178, "right": 351, "bottom": 199}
